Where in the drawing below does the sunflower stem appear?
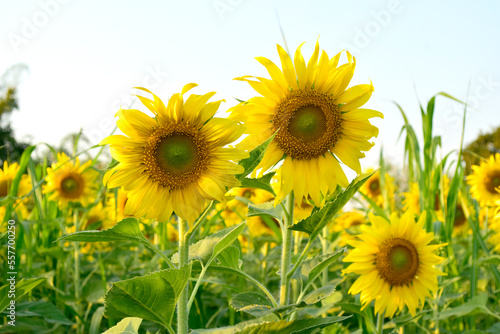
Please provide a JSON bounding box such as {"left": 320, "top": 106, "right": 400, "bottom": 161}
{"left": 376, "top": 311, "right": 385, "bottom": 334}
{"left": 280, "top": 192, "right": 294, "bottom": 306}
{"left": 177, "top": 216, "right": 189, "bottom": 334}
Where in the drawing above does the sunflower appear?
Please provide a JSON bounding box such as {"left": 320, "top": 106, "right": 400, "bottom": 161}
{"left": 83, "top": 202, "right": 115, "bottom": 230}
{"left": 0, "top": 161, "right": 32, "bottom": 223}
{"left": 343, "top": 211, "right": 446, "bottom": 317}
{"left": 360, "top": 168, "right": 396, "bottom": 210}
{"left": 43, "top": 153, "right": 99, "bottom": 208}
{"left": 101, "top": 84, "right": 247, "bottom": 223}
{"left": 332, "top": 210, "right": 367, "bottom": 246}
{"left": 467, "top": 153, "right": 500, "bottom": 206}
{"left": 107, "top": 187, "right": 131, "bottom": 223}
{"left": 230, "top": 41, "right": 382, "bottom": 206}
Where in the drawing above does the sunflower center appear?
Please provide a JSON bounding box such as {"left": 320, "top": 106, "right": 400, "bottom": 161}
{"left": 368, "top": 179, "right": 381, "bottom": 196}
{"left": 157, "top": 134, "right": 199, "bottom": 175}
{"left": 376, "top": 237, "right": 419, "bottom": 286}
{"left": 60, "top": 175, "right": 84, "bottom": 198}
{"left": 273, "top": 90, "right": 342, "bottom": 160}
{"left": 144, "top": 124, "right": 209, "bottom": 190}
{"left": 242, "top": 190, "right": 253, "bottom": 198}
{"left": 0, "top": 180, "right": 9, "bottom": 197}
{"left": 288, "top": 105, "right": 326, "bottom": 143}
{"left": 488, "top": 174, "right": 500, "bottom": 194}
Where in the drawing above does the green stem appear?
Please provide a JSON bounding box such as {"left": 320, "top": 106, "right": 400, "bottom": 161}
{"left": 186, "top": 201, "right": 215, "bottom": 241}
{"left": 321, "top": 228, "right": 328, "bottom": 286}
{"left": 177, "top": 216, "right": 189, "bottom": 334}
{"left": 73, "top": 210, "right": 82, "bottom": 334}
{"left": 376, "top": 312, "right": 385, "bottom": 334}
{"left": 287, "top": 241, "right": 312, "bottom": 280}
{"left": 279, "top": 192, "right": 294, "bottom": 306}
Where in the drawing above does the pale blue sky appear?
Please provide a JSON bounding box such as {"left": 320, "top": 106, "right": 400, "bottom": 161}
{"left": 1, "top": 0, "right": 499, "bottom": 171}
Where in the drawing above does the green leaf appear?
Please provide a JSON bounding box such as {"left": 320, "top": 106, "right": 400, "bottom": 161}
{"left": 15, "top": 300, "right": 73, "bottom": 325}
{"left": 217, "top": 245, "right": 241, "bottom": 269}
{"left": 57, "top": 218, "right": 144, "bottom": 243}
{"left": 240, "top": 172, "right": 276, "bottom": 196}
{"left": 173, "top": 222, "right": 246, "bottom": 265}
{"left": 302, "top": 285, "right": 337, "bottom": 305}
{"left": 230, "top": 292, "right": 273, "bottom": 318}
{"left": 235, "top": 316, "right": 352, "bottom": 334}
{"left": 0, "top": 277, "right": 46, "bottom": 313}
{"left": 236, "top": 135, "right": 276, "bottom": 180}
{"left": 248, "top": 201, "right": 283, "bottom": 220}
{"left": 104, "top": 266, "right": 191, "bottom": 328}
{"left": 89, "top": 306, "right": 105, "bottom": 334}
{"left": 290, "top": 171, "right": 376, "bottom": 240}
{"left": 426, "top": 293, "right": 498, "bottom": 321}
{"left": 102, "top": 317, "right": 142, "bottom": 334}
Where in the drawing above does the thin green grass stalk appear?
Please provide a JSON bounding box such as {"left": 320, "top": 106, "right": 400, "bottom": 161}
{"left": 279, "top": 192, "right": 294, "bottom": 306}
{"left": 177, "top": 216, "right": 189, "bottom": 334}
{"left": 73, "top": 210, "right": 82, "bottom": 334}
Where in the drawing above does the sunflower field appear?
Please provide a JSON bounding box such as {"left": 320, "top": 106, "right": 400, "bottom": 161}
{"left": 2, "top": 39, "right": 500, "bottom": 334}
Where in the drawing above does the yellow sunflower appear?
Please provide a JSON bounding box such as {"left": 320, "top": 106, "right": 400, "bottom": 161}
{"left": 101, "top": 84, "right": 247, "bottom": 223}
{"left": 230, "top": 41, "right": 382, "bottom": 206}
{"left": 467, "top": 153, "right": 500, "bottom": 206}
{"left": 83, "top": 202, "right": 115, "bottom": 230}
{"left": 107, "top": 187, "right": 131, "bottom": 223}
{"left": 0, "top": 161, "right": 32, "bottom": 223}
{"left": 43, "top": 153, "right": 99, "bottom": 208}
{"left": 360, "top": 168, "right": 396, "bottom": 210}
{"left": 343, "top": 211, "right": 446, "bottom": 317}
{"left": 332, "top": 210, "right": 367, "bottom": 246}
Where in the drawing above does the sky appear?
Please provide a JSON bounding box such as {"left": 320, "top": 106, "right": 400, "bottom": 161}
{"left": 1, "top": 0, "right": 499, "bottom": 173}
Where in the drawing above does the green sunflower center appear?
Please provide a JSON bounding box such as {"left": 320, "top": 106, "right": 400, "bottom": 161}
{"left": 486, "top": 172, "right": 500, "bottom": 194}
{"left": 368, "top": 179, "right": 381, "bottom": 196}
{"left": 0, "top": 180, "right": 9, "bottom": 197}
{"left": 144, "top": 125, "right": 209, "bottom": 190}
{"left": 60, "top": 175, "right": 84, "bottom": 198}
{"left": 273, "top": 89, "right": 342, "bottom": 160}
{"left": 288, "top": 105, "right": 326, "bottom": 143}
{"left": 157, "top": 134, "right": 199, "bottom": 175}
{"left": 376, "top": 237, "right": 419, "bottom": 286}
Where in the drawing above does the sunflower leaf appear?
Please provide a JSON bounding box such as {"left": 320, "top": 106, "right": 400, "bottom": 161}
{"left": 229, "top": 292, "right": 273, "bottom": 318}
{"left": 234, "top": 316, "right": 352, "bottom": 334}
{"left": 217, "top": 245, "right": 242, "bottom": 269}
{"left": 0, "top": 278, "right": 46, "bottom": 313}
{"left": 240, "top": 172, "right": 276, "bottom": 196}
{"left": 56, "top": 217, "right": 144, "bottom": 243}
{"left": 172, "top": 222, "right": 246, "bottom": 265}
{"left": 236, "top": 134, "right": 276, "bottom": 180}
{"left": 290, "top": 170, "right": 376, "bottom": 240}
{"left": 102, "top": 317, "right": 142, "bottom": 334}
{"left": 104, "top": 266, "right": 190, "bottom": 328}
{"left": 248, "top": 201, "right": 283, "bottom": 220}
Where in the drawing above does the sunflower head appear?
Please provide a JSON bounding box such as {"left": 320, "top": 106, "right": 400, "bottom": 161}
{"left": 101, "top": 84, "right": 248, "bottom": 223}
{"left": 343, "top": 211, "right": 446, "bottom": 317}
{"left": 43, "top": 153, "right": 99, "bottom": 208}
{"left": 231, "top": 41, "right": 382, "bottom": 206}
{"left": 467, "top": 153, "right": 500, "bottom": 206}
